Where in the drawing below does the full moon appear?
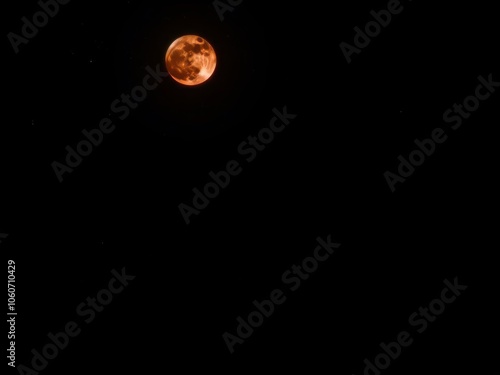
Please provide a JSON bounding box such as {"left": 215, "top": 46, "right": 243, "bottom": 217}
{"left": 165, "top": 35, "right": 217, "bottom": 86}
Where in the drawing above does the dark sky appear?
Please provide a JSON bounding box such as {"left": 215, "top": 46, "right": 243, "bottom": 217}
{"left": 2, "top": 0, "right": 498, "bottom": 374}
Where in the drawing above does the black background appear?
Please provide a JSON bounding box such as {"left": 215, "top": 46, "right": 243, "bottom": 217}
{"left": 2, "top": 0, "right": 498, "bottom": 373}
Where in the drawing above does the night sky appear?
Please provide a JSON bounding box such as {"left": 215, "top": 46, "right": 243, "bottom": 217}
{"left": 2, "top": 0, "right": 498, "bottom": 374}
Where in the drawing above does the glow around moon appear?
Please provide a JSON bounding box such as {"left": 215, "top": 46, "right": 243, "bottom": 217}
{"left": 165, "top": 35, "right": 217, "bottom": 86}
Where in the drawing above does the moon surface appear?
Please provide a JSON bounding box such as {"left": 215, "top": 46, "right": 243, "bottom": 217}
{"left": 165, "top": 35, "right": 217, "bottom": 86}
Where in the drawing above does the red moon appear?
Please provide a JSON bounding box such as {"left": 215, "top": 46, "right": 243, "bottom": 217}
{"left": 165, "top": 35, "right": 217, "bottom": 86}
